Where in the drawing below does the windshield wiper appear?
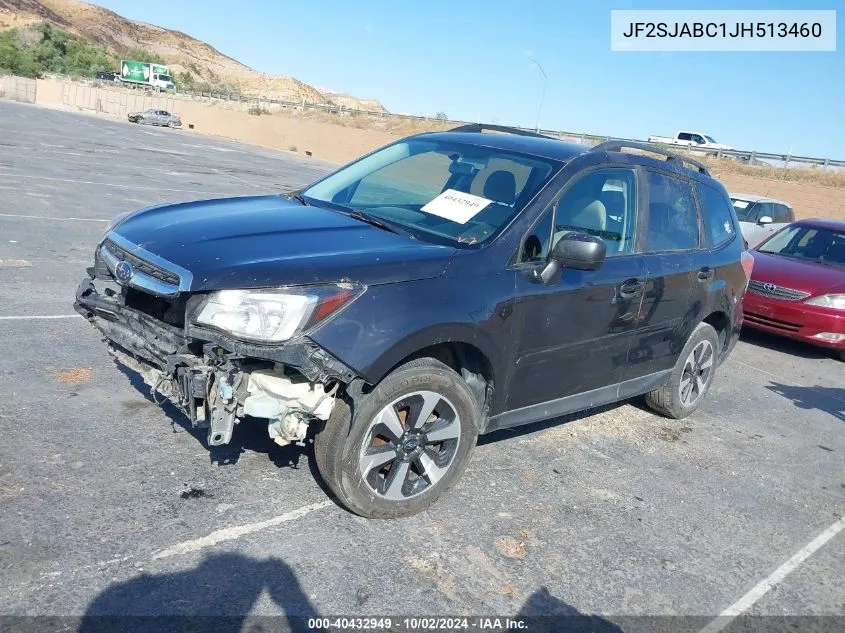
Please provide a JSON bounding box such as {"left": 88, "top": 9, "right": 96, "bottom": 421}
{"left": 287, "top": 192, "right": 309, "bottom": 206}
{"left": 346, "top": 210, "right": 413, "bottom": 237}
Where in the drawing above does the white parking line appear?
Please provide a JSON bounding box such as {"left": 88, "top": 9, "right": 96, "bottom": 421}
{"left": 151, "top": 500, "right": 333, "bottom": 560}
{"left": 0, "top": 171, "right": 228, "bottom": 195}
{"left": 698, "top": 516, "right": 845, "bottom": 633}
{"left": 0, "top": 213, "right": 108, "bottom": 223}
{"left": 0, "top": 314, "right": 82, "bottom": 320}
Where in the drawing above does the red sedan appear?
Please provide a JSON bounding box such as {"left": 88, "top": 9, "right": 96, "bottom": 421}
{"left": 743, "top": 218, "right": 845, "bottom": 360}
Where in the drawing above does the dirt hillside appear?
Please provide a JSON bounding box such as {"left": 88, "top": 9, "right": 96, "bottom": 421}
{"left": 0, "top": 0, "right": 387, "bottom": 109}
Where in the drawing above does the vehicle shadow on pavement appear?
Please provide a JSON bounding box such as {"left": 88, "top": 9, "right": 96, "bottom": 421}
{"left": 766, "top": 382, "right": 845, "bottom": 423}
{"left": 116, "top": 363, "right": 311, "bottom": 471}
{"left": 76, "top": 552, "right": 318, "bottom": 633}
{"left": 517, "top": 587, "right": 624, "bottom": 632}
{"left": 739, "top": 329, "right": 833, "bottom": 360}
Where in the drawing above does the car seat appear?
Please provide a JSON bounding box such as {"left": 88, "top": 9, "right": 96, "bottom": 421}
{"left": 472, "top": 170, "right": 517, "bottom": 227}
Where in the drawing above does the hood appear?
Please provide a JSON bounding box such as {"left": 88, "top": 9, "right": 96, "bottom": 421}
{"left": 111, "top": 195, "right": 456, "bottom": 291}
{"left": 750, "top": 250, "right": 845, "bottom": 296}
{"left": 707, "top": 143, "right": 734, "bottom": 150}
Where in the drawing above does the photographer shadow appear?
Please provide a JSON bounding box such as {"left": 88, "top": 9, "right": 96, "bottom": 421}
{"left": 78, "top": 552, "right": 318, "bottom": 633}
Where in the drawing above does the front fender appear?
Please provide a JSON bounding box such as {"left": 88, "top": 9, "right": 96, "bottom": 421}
{"left": 310, "top": 270, "right": 518, "bottom": 409}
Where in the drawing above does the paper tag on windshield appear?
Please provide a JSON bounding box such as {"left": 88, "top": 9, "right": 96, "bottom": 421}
{"left": 421, "top": 189, "right": 492, "bottom": 224}
{"left": 733, "top": 200, "right": 749, "bottom": 209}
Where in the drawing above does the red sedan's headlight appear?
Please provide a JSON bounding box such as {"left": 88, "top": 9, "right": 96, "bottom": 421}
{"left": 804, "top": 294, "right": 845, "bottom": 310}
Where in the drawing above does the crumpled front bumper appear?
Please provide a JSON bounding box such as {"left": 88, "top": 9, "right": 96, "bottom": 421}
{"left": 74, "top": 274, "right": 355, "bottom": 446}
{"left": 74, "top": 276, "right": 187, "bottom": 370}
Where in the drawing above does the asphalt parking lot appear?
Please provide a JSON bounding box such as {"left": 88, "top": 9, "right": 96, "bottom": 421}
{"left": 1, "top": 100, "right": 843, "bottom": 631}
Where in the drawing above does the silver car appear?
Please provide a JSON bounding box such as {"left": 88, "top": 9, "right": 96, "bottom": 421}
{"left": 127, "top": 109, "right": 182, "bottom": 128}
{"left": 730, "top": 193, "right": 794, "bottom": 248}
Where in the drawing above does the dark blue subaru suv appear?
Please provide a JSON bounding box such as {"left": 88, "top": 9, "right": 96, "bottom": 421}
{"left": 75, "top": 125, "right": 751, "bottom": 518}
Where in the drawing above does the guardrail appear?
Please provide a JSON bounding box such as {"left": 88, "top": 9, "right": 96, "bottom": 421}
{"left": 165, "top": 87, "right": 845, "bottom": 170}
{"left": 4, "top": 74, "right": 843, "bottom": 170}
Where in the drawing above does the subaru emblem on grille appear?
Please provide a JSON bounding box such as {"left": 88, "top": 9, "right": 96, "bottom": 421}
{"left": 115, "top": 260, "right": 134, "bottom": 283}
{"left": 762, "top": 282, "right": 777, "bottom": 292}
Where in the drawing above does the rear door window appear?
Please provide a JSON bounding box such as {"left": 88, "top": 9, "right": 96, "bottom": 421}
{"left": 644, "top": 171, "right": 700, "bottom": 252}
{"left": 772, "top": 204, "right": 793, "bottom": 223}
{"left": 696, "top": 184, "right": 737, "bottom": 248}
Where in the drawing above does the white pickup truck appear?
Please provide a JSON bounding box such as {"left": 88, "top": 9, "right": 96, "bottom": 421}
{"left": 647, "top": 131, "right": 735, "bottom": 151}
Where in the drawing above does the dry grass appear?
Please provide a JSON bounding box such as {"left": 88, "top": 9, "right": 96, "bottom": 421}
{"left": 276, "top": 108, "right": 452, "bottom": 136}
{"left": 606, "top": 146, "right": 845, "bottom": 189}
{"left": 699, "top": 155, "right": 845, "bottom": 188}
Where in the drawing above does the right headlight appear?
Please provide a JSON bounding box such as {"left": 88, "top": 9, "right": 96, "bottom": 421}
{"left": 804, "top": 294, "right": 845, "bottom": 310}
{"left": 194, "top": 283, "right": 365, "bottom": 344}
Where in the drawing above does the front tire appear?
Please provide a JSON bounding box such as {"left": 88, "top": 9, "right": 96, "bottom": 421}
{"left": 645, "top": 322, "right": 719, "bottom": 419}
{"left": 315, "top": 358, "right": 479, "bottom": 519}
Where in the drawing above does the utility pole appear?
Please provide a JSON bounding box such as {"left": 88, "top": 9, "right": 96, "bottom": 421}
{"left": 530, "top": 58, "right": 547, "bottom": 133}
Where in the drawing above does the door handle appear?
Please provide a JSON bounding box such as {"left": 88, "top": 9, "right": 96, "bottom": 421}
{"left": 619, "top": 278, "right": 644, "bottom": 298}
{"left": 698, "top": 267, "right": 715, "bottom": 281}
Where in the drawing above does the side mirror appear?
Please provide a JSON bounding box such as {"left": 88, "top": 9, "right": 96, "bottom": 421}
{"left": 534, "top": 232, "right": 607, "bottom": 284}
{"left": 758, "top": 215, "right": 773, "bottom": 225}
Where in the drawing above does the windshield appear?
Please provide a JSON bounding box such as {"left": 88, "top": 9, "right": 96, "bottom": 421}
{"left": 731, "top": 198, "right": 757, "bottom": 222}
{"left": 302, "top": 138, "right": 559, "bottom": 245}
{"left": 704, "top": 135, "right": 717, "bottom": 143}
{"left": 158, "top": 75, "right": 171, "bottom": 82}
{"left": 757, "top": 224, "right": 845, "bottom": 267}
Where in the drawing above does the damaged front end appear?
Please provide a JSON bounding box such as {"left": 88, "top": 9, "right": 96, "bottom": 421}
{"left": 74, "top": 241, "right": 360, "bottom": 448}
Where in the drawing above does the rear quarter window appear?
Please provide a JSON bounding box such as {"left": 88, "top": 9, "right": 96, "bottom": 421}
{"left": 696, "top": 183, "right": 738, "bottom": 248}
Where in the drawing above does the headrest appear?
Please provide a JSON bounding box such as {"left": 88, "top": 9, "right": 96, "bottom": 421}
{"left": 483, "top": 171, "right": 517, "bottom": 205}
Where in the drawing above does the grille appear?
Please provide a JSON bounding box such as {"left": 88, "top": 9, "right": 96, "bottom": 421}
{"left": 744, "top": 311, "right": 801, "bottom": 333}
{"left": 94, "top": 248, "right": 112, "bottom": 280}
{"left": 102, "top": 239, "right": 180, "bottom": 286}
{"left": 748, "top": 280, "right": 810, "bottom": 302}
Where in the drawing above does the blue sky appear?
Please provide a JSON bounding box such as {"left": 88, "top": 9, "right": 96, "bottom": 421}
{"left": 95, "top": 0, "right": 843, "bottom": 158}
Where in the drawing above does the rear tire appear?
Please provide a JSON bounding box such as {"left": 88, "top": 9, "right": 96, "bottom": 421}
{"left": 314, "top": 358, "right": 478, "bottom": 519}
{"left": 645, "top": 322, "right": 720, "bottom": 419}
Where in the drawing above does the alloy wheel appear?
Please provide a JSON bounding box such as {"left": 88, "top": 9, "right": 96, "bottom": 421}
{"left": 679, "top": 340, "right": 714, "bottom": 407}
{"left": 358, "top": 390, "right": 461, "bottom": 501}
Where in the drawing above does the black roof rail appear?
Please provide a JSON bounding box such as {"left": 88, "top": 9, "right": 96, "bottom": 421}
{"left": 448, "top": 123, "right": 551, "bottom": 139}
{"left": 591, "top": 140, "right": 710, "bottom": 176}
